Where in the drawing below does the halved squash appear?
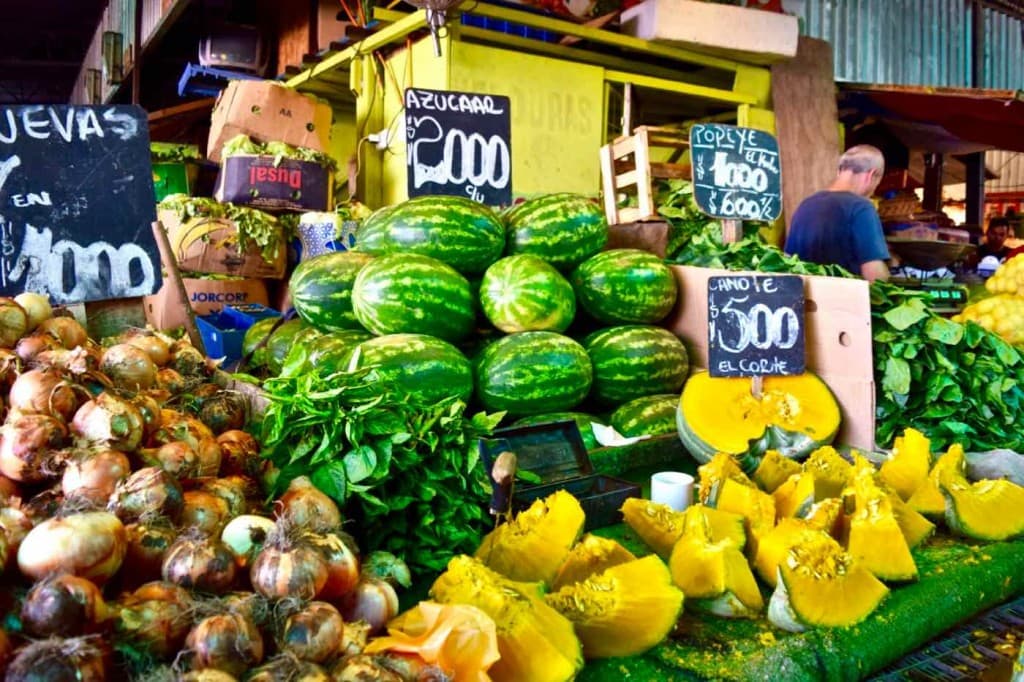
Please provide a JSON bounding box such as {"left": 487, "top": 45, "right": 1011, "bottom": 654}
{"left": 551, "top": 535, "right": 636, "bottom": 591}
{"left": 545, "top": 555, "right": 684, "bottom": 659}
{"left": 802, "top": 446, "right": 854, "bottom": 500}
{"left": 431, "top": 555, "right": 583, "bottom": 682}
{"left": 843, "top": 472, "right": 918, "bottom": 582}
{"left": 677, "top": 371, "right": 840, "bottom": 468}
{"left": 475, "top": 490, "right": 585, "bottom": 585}
{"left": 767, "top": 532, "right": 889, "bottom": 632}
{"left": 935, "top": 446, "right": 1024, "bottom": 541}
{"left": 753, "top": 450, "right": 803, "bottom": 493}
{"left": 879, "top": 428, "right": 933, "bottom": 501}
{"left": 753, "top": 518, "right": 824, "bottom": 587}
{"left": 669, "top": 511, "right": 763, "bottom": 618}
{"left": 620, "top": 499, "right": 745, "bottom": 559}
{"left": 707, "top": 478, "right": 776, "bottom": 557}
{"left": 773, "top": 472, "right": 817, "bottom": 519}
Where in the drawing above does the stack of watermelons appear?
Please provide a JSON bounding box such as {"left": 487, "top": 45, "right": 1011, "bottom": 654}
{"left": 244, "top": 193, "right": 689, "bottom": 448}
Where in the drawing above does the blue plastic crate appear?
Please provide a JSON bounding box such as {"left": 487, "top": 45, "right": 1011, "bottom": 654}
{"left": 460, "top": 2, "right": 562, "bottom": 43}
{"left": 196, "top": 310, "right": 269, "bottom": 364}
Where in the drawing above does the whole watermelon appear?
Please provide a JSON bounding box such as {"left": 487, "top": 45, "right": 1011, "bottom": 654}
{"left": 355, "top": 196, "right": 505, "bottom": 275}
{"left": 266, "top": 319, "right": 317, "bottom": 375}
{"left": 479, "top": 255, "right": 576, "bottom": 333}
{"left": 352, "top": 253, "right": 475, "bottom": 343}
{"left": 610, "top": 394, "right": 679, "bottom": 438}
{"left": 572, "top": 249, "right": 678, "bottom": 324}
{"left": 241, "top": 317, "right": 279, "bottom": 368}
{"left": 504, "top": 193, "right": 608, "bottom": 270}
{"left": 286, "top": 329, "right": 373, "bottom": 376}
{"left": 290, "top": 251, "right": 375, "bottom": 332}
{"left": 584, "top": 325, "right": 689, "bottom": 404}
{"left": 349, "top": 333, "right": 473, "bottom": 405}
{"left": 475, "top": 332, "right": 593, "bottom": 415}
{"left": 513, "top": 411, "right": 606, "bottom": 450}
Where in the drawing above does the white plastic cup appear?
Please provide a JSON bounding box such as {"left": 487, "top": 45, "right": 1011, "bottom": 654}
{"left": 650, "top": 471, "right": 695, "bottom": 511}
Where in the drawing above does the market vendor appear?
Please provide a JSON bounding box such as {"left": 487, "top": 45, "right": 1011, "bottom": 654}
{"left": 784, "top": 145, "right": 890, "bottom": 282}
{"left": 978, "top": 216, "right": 1013, "bottom": 262}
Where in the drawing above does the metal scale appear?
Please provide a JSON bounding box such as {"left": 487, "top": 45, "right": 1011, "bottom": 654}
{"left": 886, "top": 238, "right": 975, "bottom": 316}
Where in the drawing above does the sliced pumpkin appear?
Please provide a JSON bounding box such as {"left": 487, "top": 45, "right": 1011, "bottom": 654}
{"left": 936, "top": 446, "right": 1024, "bottom": 542}
{"left": 879, "top": 428, "right": 933, "bottom": 501}
{"left": 430, "top": 556, "right": 582, "bottom": 682}
{"left": 677, "top": 371, "right": 840, "bottom": 468}
{"left": 551, "top": 535, "right": 636, "bottom": 591}
{"left": 669, "top": 511, "right": 763, "bottom": 618}
{"left": 753, "top": 518, "right": 824, "bottom": 587}
{"left": 753, "top": 450, "right": 803, "bottom": 493}
{"left": 545, "top": 555, "right": 684, "bottom": 659}
{"left": 697, "top": 452, "right": 755, "bottom": 504}
{"left": 768, "top": 532, "right": 889, "bottom": 632}
{"left": 802, "top": 446, "right": 854, "bottom": 500}
{"left": 773, "top": 472, "right": 817, "bottom": 519}
{"left": 887, "top": 491, "right": 935, "bottom": 548}
{"left": 909, "top": 444, "right": 964, "bottom": 518}
{"left": 707, "top": 478, "right": 776, "bottom": 557}
{"left": 475, "top": 490, "right": 585, "bottom": 585}
{"left": 843, "top": 472, "right": 918, "bottom": 582}
{"left": 621, "top": 499, "right": 745, "bottom": 559}
{"left": 802, "top": 497, "right": 845, "bottom": 539}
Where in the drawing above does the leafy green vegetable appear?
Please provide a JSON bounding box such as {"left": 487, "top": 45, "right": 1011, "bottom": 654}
{"left": 258, "top": 352, "right": 504, "bottom": 577}
{"left": 222, "top": 134, "right": 339, "bottom": 172}
{"left": 151, "top": 142, "right": 201, "bottom": 163}
{"left": 158, "top": 194, "right": 282, "bottom": 266}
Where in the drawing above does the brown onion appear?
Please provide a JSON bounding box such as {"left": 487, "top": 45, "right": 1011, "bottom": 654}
{"left": 221, "top": 515, "right": 275, "bottom": 569}
{"left": 0, "top": 504, "right": 34, "bottom": 564}
{"left": 200, "top": 476, "right": 251, "bottom": 517}
{"left": 0, "top": 473, "right": 19, "bottom": 503}
{"left": 330, "top": 655, "right": 403, "bottom": 682}
{"left": 217, "top": 430, "right": 261, "bottom": 477}
{"left": 37, "top": 316, "right": 88, "bottom": 349}
{"left": 248, "top": 655, "right": 330, "bottom": 682}
{"left": 123, "top": 518, "right": 178, "bottom": 586}
{"left": 302, "top": 530, "right": 361, "bottom": 601}
{"left": 172, "top": 342, "right": 207, "bottom": 377}
{"left": 0, "top": 413, "right": 68, "bottom": 483}
{"left": 109, "top": 466, "right": 184, "bottom": 522}
{"left": 125, "top": 333, "right": 171, "bottom": 367}
{"left": 338, "top": 577, "right": 400, "bottom": 634}
{"left": 276, "top": 476, "right": 341, "bottom": 533}
{"left": 183, "top": 612, "right": 264, "bottom": 677}
{"left": 17, "top": 511, "right": 126, "bottom": 584}
{"left": 131, "top": 392, "right": 162, "bottom": 442}
{"left": 181, "top": 490, "right": 231, "bottom": 535}
{"left": 338, "top": 621, "right": 372, "bottom": 658}
{"left": 250, "top": 524, "right": 328, "bottom": 600}
{"left": 116, "top": 581, "right": 193, "bottom": 660}
{"left": 14, "top": 292, "right": 52, "bottom": 331}
{"left": 277, "top": 601, "right": 344, "bottom": 663}
{"left": 33, "top": 346, "right": 101, "bottom": 376}
{"left": 24, "top": 484, "right": 65, "bottom": 522}
{"left": 71, "top": 392, "right": 144, "bottom": 452}
{"left": 4, "top": 635, "right": 109, "bottom": 682}
{"left": 180, "top": 671, "right": 240, "bottom": 682}
{"left": 0, "top": 297, "right": 28, "bottom": 349}
{"left": 61, "top": 449, "right": 130, "bottom": 505}
{"left": 162, "top": 533, "right": 237, "bottom": 593}
{"left": 8, "top": 368, "right": 79, "bottom": 422}
{"left": 199, "top": 392, "right": 248, "bottom": 435}
{"left": 101, "top": 343, "right": 157, "bottom": 390}
{"left": 152, "top": 410, "right": 221, "bottom": 476}
{"left": 138, "top": 440, "right": 203, "bottom": 479}
{"left": 156, "top": 367, "right": 187, "bottom": 394}
{"left": 16, "top": 333, "right": 63, "bottom": 364}
{"left": 21, "top": 574, "right": 111, "bottom": 637}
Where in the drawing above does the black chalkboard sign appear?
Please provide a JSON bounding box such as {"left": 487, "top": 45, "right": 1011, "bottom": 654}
{"left": 0, "top": 105, "right": 160, "bottom": 304}
{"left": 708, "top": 274, "right": 805, "bottom": 377}
{"left": 404, "top": 87, "right": 512, "bottom": 207}
{"left": 690, "top": 123, "right": 782, "bottom": 223}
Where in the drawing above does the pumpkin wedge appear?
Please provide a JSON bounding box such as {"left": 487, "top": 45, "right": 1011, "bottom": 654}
{"left": 753, "top": 450, "right": 803, "bottom": 493}
{"left": 768, "top": 531, "right": 889, "bottom": 632}
{"left": 753, "top": 518, "right": 824, "bottom": 587}
{"left": 773, "top": 472, "right": 817, "bottom": 519}
{"left": 677, "top": 371, "right": 840, "bottom": 468}
{"left": 936, "top": 446, "right": 1024, "bottom": 541}
{"left": 551, "top": 535, "right": 636, "bottom": 591}
{"left": 707, "top": 478, "right": 776, "bottom": 557}
{"left": 802, "top": 446, "right": 854, "bottom": 500}
{"left": 621, "top": 499, "right": 745, "bottom": 559}
{"left": 802, "top": 497, "right": 845, "bottom": 539}
{"left": 843, "top": 472, "right": 918, "bottom": 582}
{"left": 887, "top": 491, "right": 935, "bottom": 548}
{"left": 879, "top": 428, "right": 933, "bottom": 501}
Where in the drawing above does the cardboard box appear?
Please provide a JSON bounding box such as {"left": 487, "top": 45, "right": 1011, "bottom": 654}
{"left": 159, "top": 208, "right": 287, "bottom": 280}
{"left": 214, "top": 155, "right": 333, "bottom": 212}
{"left": 207, "top": 80, "right": 333, "bottom": 163}
{"left": 620, "top": 0, "right": 798, "bottom": 65}
{"left": 666, "top": 265, "right": 875, "bottom": 451}
{"left": 143, "top": 277, "right": 269, "bottom": 331}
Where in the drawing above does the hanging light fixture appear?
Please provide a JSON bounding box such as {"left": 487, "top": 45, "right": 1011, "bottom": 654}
{"left": 403, "top": 0, "right": 463, "bottom": 56}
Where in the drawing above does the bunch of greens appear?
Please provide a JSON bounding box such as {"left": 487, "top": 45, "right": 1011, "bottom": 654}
{"left": 668, "top": 231, "right": 854, "bottom": 278}
{"left": 872, "top": 285, "right": 1024, "bottom": 451}
{"left": 222, "top": 134, "right": 339, "bottom": 173}
{"left": 158, "top": 194, "right": 282, "bottom": 265}
{"left": 151, "top": 142, "right": 201, "bottom": 163}
{"left": 258, "top": 353, "right": 502, "bottom": 577}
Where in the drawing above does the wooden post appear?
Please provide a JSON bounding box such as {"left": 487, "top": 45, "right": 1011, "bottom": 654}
{"left": 623, "top": 83, "right": 634, "bottom": 136}
{"left": 721, "top": 219, "right": 742, "bottom": 243}
{"left": 151, "top": 220, "right": 205, "bottom": 351}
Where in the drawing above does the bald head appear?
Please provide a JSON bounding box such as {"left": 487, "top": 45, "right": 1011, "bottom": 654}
{"left": 833, "top": 145, "right": 885, "bottom": 197}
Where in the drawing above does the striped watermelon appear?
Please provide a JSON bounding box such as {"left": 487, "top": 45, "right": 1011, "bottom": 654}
{"left": 513, "top": 412, "right": 606, "bottom": 450}
{"left": 504, "top": 193, "right": 608, "bottom": 270}
{"left": 349, "top": 333, "right": 473, "bottom": 405}
{"left": 479, "top": 255, "right": 576, "bottom": 333}
{"left": 267, "top": 319, "right": 318, "bottom": 375}
{"left": 610, "top": 394, "right": 679, "bottom": 438}
{"left": 475, "top": 332, "right": 593, "bottom": 415}
{"left": 572, "top": 249, "right": 678, "bottom": 324}
{"left": 583, "top": 325, "right": 689, "bottom": 404}
{"left": 296, "top": 329, "right": 373, "bottom": 376}
{"left": 290, "top": 251, "right": 375, "bottom": 332}
{"left": 241, "top": 317, "right": 279, "bottom": 368}
{"left": 355, "top": 196, "right": 505, "bottom": 275}
{"left": 352, "top": 253, "right": 475, "bottom": 342}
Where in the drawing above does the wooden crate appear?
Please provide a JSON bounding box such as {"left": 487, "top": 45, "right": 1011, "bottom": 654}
{"left": 600, "top": 126, "right": 691, "bottom": 225}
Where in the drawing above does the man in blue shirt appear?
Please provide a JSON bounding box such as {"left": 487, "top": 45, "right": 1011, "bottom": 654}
{"left": 784, "top": 145, "right": 890, "bottom": 282}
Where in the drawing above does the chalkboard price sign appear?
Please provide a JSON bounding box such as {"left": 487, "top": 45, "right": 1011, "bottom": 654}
{"left": 690, "top": 124, "right": 782, "bottom": 223}
{"left": 405, "top": 87, "right": 512, "bottom": 207}
{"left": 0, "top": 105, "right": 160, "bottom": 304}
{"left": 708, "top": 274, "right": 805, "bottom": 378}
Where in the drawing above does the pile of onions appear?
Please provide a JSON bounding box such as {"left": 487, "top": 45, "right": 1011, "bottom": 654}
{"left": 20, "top": 574, "right": 111, "bottom": 637}
{"left": 162, "top": 532, "right": 237, "bottom": 593}
{"left": 182, "top": 611, "right": 264, "bottom": 677}
{"left": 71, "top": 392, "right": 145, "bottom": 453}
{"left": 101, "top": 343, "right": 158, "bottom": 391}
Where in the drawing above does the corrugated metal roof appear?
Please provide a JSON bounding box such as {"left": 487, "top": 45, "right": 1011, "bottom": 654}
{"left": 782, "top": 0, "right": 1024, "bottom": 90}
{"left": 986, "top": 150, "right": 1024, "bottom": 193}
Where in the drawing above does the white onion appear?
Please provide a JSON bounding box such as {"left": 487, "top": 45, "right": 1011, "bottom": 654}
{"left": 101, "top": 343, "right": 158, "bottom": 390}
{"left": 14, "top": 292, "right": 52, "bottom": 332}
